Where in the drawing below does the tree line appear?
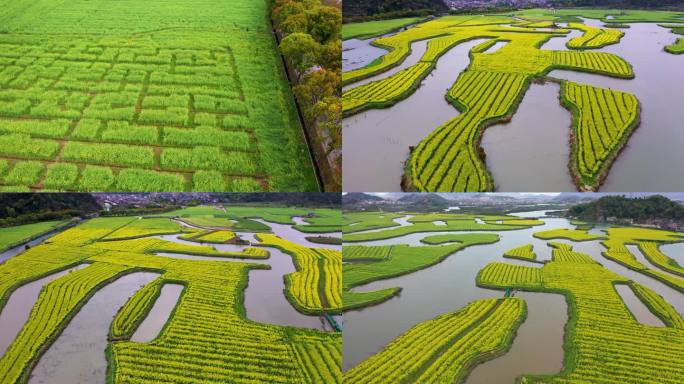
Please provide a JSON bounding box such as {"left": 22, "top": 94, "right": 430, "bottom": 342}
{"left": 272, "top": 0, "right": 342, "bottom": 174}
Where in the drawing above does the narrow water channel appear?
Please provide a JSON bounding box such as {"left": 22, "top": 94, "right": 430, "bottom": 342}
{"left": 614, "top": 284, "right": 666, "bottom": 327}
{"left": 131, "top": 284, "right": 184, "bottom": 342}
{"left": 627, "top": 244, "right": 683, "bottom": 280}
{"left": 29, "top": 271, "right": 159, "bottom": 384}
{"left": 0, "top": 265, "right": 88, "bottom": 358}
{"left": 481, "top": 82, "right": 576, "bottom": 191}
{"left": 343, "top": 38, "right": 490, "bottom": 191}
{"left": 465, "top": 292, "right": 566, "bottom": 384}
{"left": 343, "top": 37, "right": 390, "bottom": 72}
{"left": 0, "top": 226, "right": 72, "bottom": 264}
{"left": 659, "top": 242, "right": 684, "bottom": 266}
{"left": 251, "top": 218, "right": 342, "bottom": 250}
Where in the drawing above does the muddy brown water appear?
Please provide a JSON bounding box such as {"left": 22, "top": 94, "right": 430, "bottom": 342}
{"left": 29, "top": 271, "right": 159, "bottom": 384}
{"left": 342, "top": 211, "right": 683, "bottom": 381}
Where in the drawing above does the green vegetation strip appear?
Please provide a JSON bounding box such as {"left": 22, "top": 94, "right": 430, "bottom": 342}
{"left": 503, "top": 244, "right": 538, "bottom": 262}
{"left": 0, "top": 220, "right": 68, "bottom": 252}
{"left": 343, "top": 234, "right": 499, "bottom": 310}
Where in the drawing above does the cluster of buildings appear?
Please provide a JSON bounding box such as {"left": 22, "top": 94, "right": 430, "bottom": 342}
{"left": 444, "top": 0, "right": 551, "bottom": 11}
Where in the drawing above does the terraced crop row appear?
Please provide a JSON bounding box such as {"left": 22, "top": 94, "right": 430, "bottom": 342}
{"left": 562, "top": 81, "right": 639, "bottom": 189}
{"left": 256, "top": 234, "right": 341, "bottom": 313}
{"left": 533, "top": 228, "right": 604, "bottom": 241}
{"left": 478, "top": 243, "right": 684, "bottom": 384}
{"left": 343, "top": 216, "right": 526, "bottom": 242}
{"left": 567, "top": 23, "right": 624, "bottom": 49}
{"left": 103, "top": 218, "right": 182, "bottom": 240}
{"left": 637, "top": 242, "right": 684, "bottom": 277}
{"left": 600, "top": 228, "right": 684, "bottom": 292}
{"left": 503, "top": 244, "right": 537, "bottom": 261}
{"left": 192, "top": 230, "right": 237, "bottom": 243}
{"left": 408, "top": 71, "right": 527, "bottom": 191}
{"left": 93, "top": 236, "right": 269, "bottom": 259}
{"left": 476, "top": 262, "right": 543, "bottom": 288}
{"left": 343, "top": 63, "right": 431, "bottom": 114}
{"left": 111, "top": 278, "right": 165, "bottom": 339}
{"left": 342, "top": 32, "right": 493, "bottom": 115}
{"left": 342, "top": 245, "right": 392, "bottom": 261}
{"left": 343, "top": 298, "right": 525, "bottom": 383}
{"left": 628, "top": 282, "right": 684, "bottom": 329}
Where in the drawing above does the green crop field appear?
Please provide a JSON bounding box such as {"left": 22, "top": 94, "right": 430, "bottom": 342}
{"left": 0, "top": 0, "right": 318, "bottom": 192}
{"left": 342, "top": 17, "right": 424, "bottom": 40}
{"left": 0, "top": 206, "right": 341, "bottom": 383}
{"left": 0, "top": 220, "right": 67, "bottom": 251}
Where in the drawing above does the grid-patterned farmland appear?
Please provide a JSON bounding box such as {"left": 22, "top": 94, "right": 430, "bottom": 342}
{"left": 0, "top": 39, "right": 267, "bottom": 191}
{"left": 0, "top": 0, "right": 318, "bottom": 192}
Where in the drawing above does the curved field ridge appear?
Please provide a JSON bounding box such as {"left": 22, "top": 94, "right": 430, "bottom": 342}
{"left": 405, "top": 29, "right": 633, "bottom": 191}
{"left": 343, "top": 215, "right": 533, "bottom": 242}
{"left": 111, "top": 277, "right": 166, "bottom": 339}
{"left": 629, "top": 282, "right": 684, "bottom": 329}
{"left": 343, "top": 298, "right": 526, "bottom": 384}
{"left": 600, "top": 228, "right": 684, "bottom": 292}
{"left": 0, "top": 220, "right": 67, "bottom": 252}
{"left": 567, "top": 23, "right": 624, "bottom": 49}
{"left": 256, "top": 234, "right": 342, "bottom": 313}
{"left": 562, "top": 81, "right": 640, "bottom": 190}
{"left": 0, "top": 262, "right": 132, "bottom": 384}
{"left": 533, "top": 228, "right": 605, "bottom": 241}
{"left": 477, "top": 242, "right": 684, "bottom": 384}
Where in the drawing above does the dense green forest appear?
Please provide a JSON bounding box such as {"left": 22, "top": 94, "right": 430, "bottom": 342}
{"left": 271, "top": 0, "right": 342, "bottom": 190}
{"left": 568, "top": 195, "right": 684, "bottom": 222}
{"left": 0, "top": 194, "right": 100, "bottom": 227}
{"left": 343, "top": 0, "right": 447, "bottom": 20}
